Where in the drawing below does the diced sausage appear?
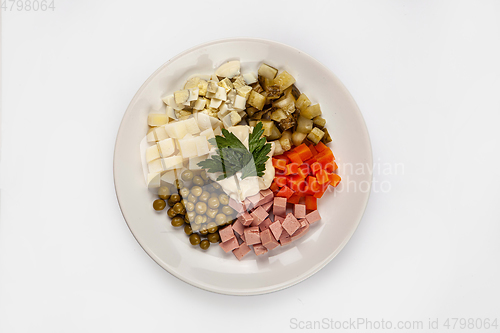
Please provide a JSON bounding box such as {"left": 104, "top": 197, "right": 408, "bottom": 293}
{"left": 238, "top": 211, "right": 254, "bottom": 226}
{"left": 279, "top": 229, "right": 292, "bottom": 246}
{"left": 232, "top": 220, "right": 245, "bottom": 236}
{"left": 269, "top": 220, "right": 283, "bottom": 240}
{"left": 253, "top": 244, "right": 268, "bottom": 256}
{"left": 243, "top": 226, "right": 261, "bottom": 245}
{"left": 250, "top": 206, "right": 269, "bottom": 226}
{"left": 219, "top": 236, "right": 239, "bottom": 253}
{"left": 294, "top": 204, "right": 306, "bottom": 219}
{"left": 282, "top": 213, "right": 301, "bottom": 236}
{"left": 233, "top": 242, "right": 251, "bottom": 260}
{"left": 260, "top": 229, "right": 280, "bottom": 250}
{"left": 259, "top": 218, "right": 273, "bottom": 232}
{"left": 305, "top": 210, "right": 321, "bottom": 225}
{"left": 219, "top": 225, "right": 235, "bottom": 243}
{"left": 273, "top": 197, "right": 287, "bottom": 217}
{"left": 259, "top": 189, "right": 274, "bottom": 205}
{"left": 261, "top": 201, "right": 273, "bottom": 213}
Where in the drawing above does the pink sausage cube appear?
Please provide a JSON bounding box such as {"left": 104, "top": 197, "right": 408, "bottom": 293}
{"left": 251, "top": 206, "right": 269, "bottom": 226}
{"left": 291, "top": 223, "right": 310, "bottom": 241}
{"left": 243, "top": 226, "right": 261, "bottom": 245}
{"left": 298, "top": 218, "right": 308, "bottom": 228}
{"left": 279, "top": 229, "right": 292, "bottom": 246}
{"left": 219, "top": 236, "right": 239, "bottom": 253}
{"left": 273, "top": 197, "right": 287, "bottom": 217}
{"left": 261, "top": 201, "right": 273, "bottom": 213}
{"left": 294, "top": 204, "right": 306, "bottom": 219}
{"left": 269, "top": 220, "right": 283, "bottom": 241}
{"left": 305, "top": 210, "right": 321, "bottom": 225}
{"left": 229, "top": 198, "right": 245, "bottom": 214}
{"left": 260, "top": 229, "right": 280, "bottom": 250}
{"left": 259, "top": 218, "right": 273, "bottom": 232}
{"left": 247, "top": 193, "right": 263, "bottom": 208}
{"left": 239, "top": 211, "right": 254, "bottom": 226}
{"left": 274, "top": 215, "right": 285, "bottom": 224}
{"left": 240, "top": 233, "right": 245, "bottom": 242}
{"left": 260, "top": 189, "right": 274, "bottom": 205}
{"left": 244, "top": 198, "right": 252, "bottom": 211}
{"left": 233, "top": 242, "right": 251, "bottom": 260}
{"left": 232, "top": 220, "right": 245, "bottom": 236}
{"left": 219, "top": 225, "right": 235, "bottom": 243}
{"left": 253, "top": 244, "right": 268, "bottom": 256}
{"left": 282, "top": 213, "right": 300, "bottom": 236}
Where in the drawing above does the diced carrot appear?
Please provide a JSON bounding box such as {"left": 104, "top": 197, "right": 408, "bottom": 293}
{"left": 314, "top": 180, "right": 331, "bottom": 198}
{"left": 272, "top": 158, "right": 287, "bottom": 171}
{"left": 317, "top": 151, "right": 334, "bottom": 168}
{"left": 308, "top": 144, "right": 318, "bottom": 156}
{"left": 305, "top": 196, "right": 317, "bottom": 210}
{"left": 316, "top": 169, "right": 330, "bottom": 185}
{"left": 276, "top": 186, "right": 294, "bottom": 199}
{"left": 325, "top": 161, "right": 338, "bottom": 173}
{"left": 287, "top": 194, "right": 301, "bottom": 204}
{"left": 329, "top": 173, "right": 341, "bottom": 187}
{"left": 274, "top": 175, "right": 288, "bottom": 188}
{"left": 310, "top": 162, "right": 322, "bottom": 176}
{"left": 294, "top": 143, "right": 313, "bottom": 161}
{"left": 286, "top": 151, "right": 303, "bottom": 165}
{"left": 297, "top": 164, "right": 309, "bottom": 179}
{"left": 315, "top": 142, "right": 328, "bottom": 152}
{"left": 270, "top": 182, "right": 280, "bottom": 193}
{"left": 285, "top": 163, "right": 299, "bottom": 175}
{"left": 307, "top": 176, "right": 321, "bottom": 194}
{"left": 288, "top": 174, "right": 307, "bottom": 192}
{"left": 303, "top": 157, "right": 317, "bottom": 169}
{"left": 273, "top": 154, "right": 290, "bottom": 163}
{"left": 316, "top": 148, "right": 334, "bottom": 161}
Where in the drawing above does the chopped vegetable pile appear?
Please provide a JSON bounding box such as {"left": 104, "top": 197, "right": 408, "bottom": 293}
{"left": 141, "top": 60, "right": 341, "bottom": 258}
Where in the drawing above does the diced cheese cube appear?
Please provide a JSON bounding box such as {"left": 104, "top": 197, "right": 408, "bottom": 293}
{"left": 232, "top": 75, "right": 246, "bottom": 89}
{"left": 147, "top": 114, "right": 168, "bottom": 127}
{"left": 146, "top": 145, "right": 161, "bottom": 163}
{"left": 207, "top": 81, "right": 219, "bottom": 94}
{"left": 184, "top": 117, "right": 200, "bottom": 135}
{"left": 178, "top": 138, "right": 198, "bottom": 158}
{"left": 146, "top": 129, "right": 156, "bottom": 143}
{"left": 187, "top": 88, "right": 199, "bottom": 102}
{"left": 148, "top": 159, "right": 164, "bottom": 174}
{"left": 189, "top": 154, "right": 208, "bottom": 170}
{"left": 210, "top": 74, "right": 219, "bottom": 83}
{"left": 209, "top": 98, "right": 223, "bottom": 109}
{"left": 233, "top": 95, "right": 247, "bottom": 111}
{"left": 219, "top": 101, "right": 229, "bottom": 115}
{"left": 162, "top": 94, "right": 183, "bottom": 110}
{"left": 174, "top": 90, "right": 190, "bottom": 104}
{"left": 227, "top": 89, "right": 237, "bottom": 104}
{"left": 147, "top": 172, "right": 161, "bottom": 188}
{"left": 236, "top": 85, "right": 252, "bottom": 99}
{"left": 193, "top": 98, "right": 207, "bottom": 111}
{"left": 154, "top": 126, "right": 169, "bottom": 141}
{"left": 198, "top": 79, "right": 208, "bottom": 96}
{"left": 158, "top": 138, "right": 175, "bottom": 157}
{"left": 213, "top": 126, "right": 222, "bottom": 136}
{"left": 163, "top": 155, "right": 183, "bottom": 170}
{"left": 222, "top": 113, "right": 233, "bottom": 129}
{"left": 218, "top": 78, "right": 233, "bottom": 92}
{"left": 160, "top": 170, "right": 177, "bottom": 184}
{"left": 166, "top": 106, "right": 177, "bottom": 120}
{"left": 200, "top": 127, "right": 215, "bottom": 141}
{"left": 230, "top": 111, "right": 242, "bottom": 126}
{"left": 215, "top": 86, "right": 227, "bottom": 100}
{"left": 243, "top": 72, "right": 258, "bottom": 85}
{"left": 164, "top": 121, "right": 187, "bottom": 138}
{"left": 193, "top": 136, "right": 210, "bottom": 155}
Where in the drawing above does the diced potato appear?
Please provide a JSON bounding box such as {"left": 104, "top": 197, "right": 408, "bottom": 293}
{"left": 164, "top": 121, "right": 187, "bottom": 138}
{"left": 242, "top": 72, "right": 258, "bottom": 85}
{"left": 158, "top": 138, "right": 175, "bottom": 157}
{"left": 259, "top": 120, "right": 274, "bottom": 136}
{"left": 313, "top": 116, "right": 326, "bottom": 129}
{"left": 193, "top": 98, "right": 207, "bottom": 111}
{"left": 279, "top": 116, "right": 296, "bottom": 131}
{"left": 148, "top": 159, "right": 164, "bottom": 174}
{"left": 206, "top": 91, "right": 216, "bottom": 99}
{"left": 193, "top": 136, "right": 210, "bottom": 155}
{"left": 258, "top": 63, "right": 278, "bottom": 80}
{"left": 233, "top": 95, "right": 246, "bottom": 110}
{"left": 187, "top": 88, "right": 199, "bottom": 102}
{"left": 251, "top": 83, "right": 264, "bottom": 93}
{"left": 146, "top": 129, "right": 156, "bottom": 143}
{"left": 248, "top": 91, "right": 266, "bottom": 110}
{"left": 246, "top": 107, "right": 258, "bottom": 118}
{"left": 232, "top": 75, "right": 246, "bottom": 89}
{"left": 174, "top": 90, "right": 190, "bottom": 104}
{"left": 214, "top": 86, "right": 227, "bottom": 101}
{"left": 271, "top": 109, "right": 287, "bottom": 122}
{"left": 148, "top": 114, "right": 169, "bottom": 127}
{"left": 184, "top": 117, "right": 200, "bottom": 135}
{"left": 272, "top": 140, "right": 284, "bottom": 155}
{"left": 266, "top": 123, "right": 281, "bottom": 141}
{"left": 248, "top": 120, "right": 258, "bottom": 127}
{"left": 178, "top": 137, "right": 198, "bottom": 158}
{"left": 199, "top": 127, "right": 215, "bottom": 141}
{"left": 296, "top": 115, "right": 313, "bottom": 133}
{"left": 307, "top": 127, "right": 325, "bottom": 144}
{"left": 207, "top": 81, "right": 219, "bottom": 94}
{"left": 273, "top": 93, "right": 295, "bottom": 114}
{"left": 213, "top": 126, "right": 222, "bottom": 136}
{"left": 218, "top": 78, "right": 233, "bottom": 92}
{"left": 198, "top": 79, "right": 208, "bottom": 96}
{"left": 166, "top": 106, "right": 177, "bottom": 120}
{"left": 184, "top": 77, "right": 201, "bottom": 89}
{"left": 302, "top": 104, "right": 322, "bottom": 119}
{"left": 279, "top": 130, "right": 292, "bottom": 152}
{"left": 222, "top": 113, "right": 233, "bottom": 129}
{"left": 321, "top": 128, "right": 332, "bottom": 144}
{"left": 146, "top": 145, "right": 161, "bottom": 163}
{"left": 230, "top": 111, "right": 242, "bottom": 126}
{"left": 147, "top": 172, "right": 161, "bottom": 188}
{"left": 154, "top": 126, "right": 169, "bottom": 141}
{"left": 209, "top": 98, "right": 223, "bottom": 109}
{"left": 227, "top": 89, "right": 237, "bottom": 104}
{"left": 163, "top": 155, "right": 184, "bottom": 170}
{"left": 296, "top": 93, "right": 311, "bottom": 112}
{"left": 236, "top": 85, "right": 252, "bottom": 99}
{"left": 274, "top": 71, "right": 296, "bottom": 91}
{"left": 292, "top": 131, "right": 307, "bottom": 146}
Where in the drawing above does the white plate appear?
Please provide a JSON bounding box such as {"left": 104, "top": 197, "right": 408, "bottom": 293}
{"left": 114, "top": 38, "right": 372, "bottom": 295}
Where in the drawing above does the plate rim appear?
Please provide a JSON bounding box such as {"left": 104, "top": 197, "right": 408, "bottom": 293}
{"left": 113, "top": 37, "right": 373, "bottom": 296}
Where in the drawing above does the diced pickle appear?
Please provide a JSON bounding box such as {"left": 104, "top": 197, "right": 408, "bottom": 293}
{"left": 296, "top": 115, "right": 313, "bottom": 133}
{"left": 274, "top": 71, "right": 296, "bottom": 91}
{"left": 302, "top": 104, "right": 322, "bottom": 119}
{"left": 248, "top": 90, "right": 266, "bottom": 110}
{"left": 292, "top": 131, "right": 307, "bottom": 146}
{"left": 266, "top": 123, "right": 282, "bottom": 141}
{"left": 321, "top": 128, "right": 332, "bottom": 144}
{"left": 313, "top": 116, "right": 327, "bottom": 129}
{"left": 258, "top": 63, "right": 278, "bottom": 80}
{"left": 270, "top": 109, "right": 287, "bottom": 122}
{"left": 307, "top": 127, "right": 325, "bottom": 144}
{"left": 295, "top": 93, "right": 311, "bottom": 112}
{"left": 279, "top": 130, "right": 292, "bottom": 151}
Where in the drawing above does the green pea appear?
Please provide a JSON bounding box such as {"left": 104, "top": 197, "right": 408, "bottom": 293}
{"left": 173, "top": 202, "right": 184, "bottom": 214}
{"left": 184, "top": 224, "right": 193, "bottom": 235}
{"left": 195, "top": 202, "right": 207, "bottom": 215}
{"left": 179, "top": 187, "right": 190, "bottom": 198}
{"left": 191, "top": 186, "right": 202, "bottom": 197}
{"left": 215, "top": 213, "right": 227, "bottom": 226}
{"left": 221, "top": 206, "right": 234, "bottom": 215}
{"left": 207, "top": 208, "right": 218, "bottom": 219}
{"left": 210, "top": 192, "right": 219, "bottom": 198}
{"left": 200, "top": 170, "right": 209, "bottom": 181}
{"left": 174, "top": 179, "right": 184, "bottom": 189}
{"left": 191, "top": 223, "right": 201, "bottom": 232}
{"left": 188, "top": 194, "right": 197, "bottom": 203}
{"left": 212, "top": 182, "right": 221, "bottom": 190}
{"left": 185, "top": 202, "right": 195, "bottom": 212}
{"left": 170, "top": 194, "right": 181, "bottom": 203}
{"left": 153, "top": 199, "right": 166, "bottom": 211}
{"left": 194, "top": 215, "right": 204, "bottom": 225}
{"left": 167, "top": 208, "right": 177, "bottom": 218}
{"left": 192, "top": 176, "right": 204, "bottom": 186}
{"left": 171, "top": 216, "right": 184, "bottom": 227}
{"left": 200, "top": 239, "right": 210, "bottom": 250}
{"left": 218, "top": 194, "right": 229, "bottom": 205}
{"left": 207, "top": 233, "right": 220, "bottom": 243}
{"left": 208, "top": 197, "right": 220, "bottom": 209}
{"left": 186, "top": 211, "right": 196, "bottom": 223}
{"left": 189, "top": 234, "right": 201, "bottom": 246}
{"left": 181, "top": 170, "right": 194, "bottom": 181}
{"left": 157, "top": 187, "right": 171, "bottom": 200}
{"left": 199, "top": 191, "right": 210, "bottom": 202}
{"left": 199, "top": 226, "right": 209, "bottom": 236}
{"left": 207, "top": 222, "right": 218, "bottom": 234}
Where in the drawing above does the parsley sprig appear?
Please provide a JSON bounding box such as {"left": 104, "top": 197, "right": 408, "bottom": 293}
{"left": 197, "top": 122, "right": 272, "bottom": 181}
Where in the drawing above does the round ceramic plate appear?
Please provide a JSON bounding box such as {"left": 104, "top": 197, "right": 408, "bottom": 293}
{"left": 114, "top": 38, "right": 372, "bottom": 295}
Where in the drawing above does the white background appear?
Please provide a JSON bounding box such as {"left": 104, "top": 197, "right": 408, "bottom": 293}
{"left": 1, "top": 1, "right": 499, "bottom": 332}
